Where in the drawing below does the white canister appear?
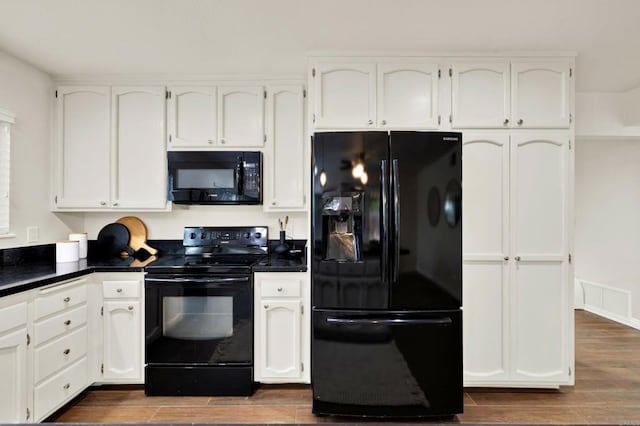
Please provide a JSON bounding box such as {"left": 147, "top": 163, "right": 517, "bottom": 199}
{"left": 56, "top": 240, "right": 79, "bottom": 263}
{"left": 69, "top": 232, "right": 88, "bottom": 259}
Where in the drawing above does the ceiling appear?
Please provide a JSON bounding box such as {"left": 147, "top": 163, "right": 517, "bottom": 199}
{"left": 0, "top": 0, "right": 638, "bottom": 92}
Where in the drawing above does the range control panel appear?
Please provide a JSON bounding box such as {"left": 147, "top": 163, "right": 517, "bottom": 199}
{"left": 183, "top": 226, "right": 268, "bottom": 249}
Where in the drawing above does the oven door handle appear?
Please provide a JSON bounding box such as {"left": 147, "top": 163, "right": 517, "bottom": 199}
{"left": 145, "top": 277, "right": 250, "bottom": 284}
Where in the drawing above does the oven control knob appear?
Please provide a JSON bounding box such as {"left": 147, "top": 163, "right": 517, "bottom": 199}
{"left": 244, "top": 232, "right": 251, "bottom": 239}
{"left": 254, "top": 232, "right": 262, "bottom": 239}
{"left": 201, "top": 232, "right": 207, "bottom": 239}
{"left": 190, "top": 232, "right": 196, "bottom": 239}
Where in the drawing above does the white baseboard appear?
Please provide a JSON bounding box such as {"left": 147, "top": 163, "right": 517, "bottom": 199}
{"left": 575, "top": 278, "right": 640, "bottom": 331}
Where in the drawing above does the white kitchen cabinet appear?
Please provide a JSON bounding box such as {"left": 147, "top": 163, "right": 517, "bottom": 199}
{"left": 217, "top": 86, "right": 265, "bottom": 147}
{"left": 100, "top": 278, "right": 144, "bottom": 382}
{"left": 312, "top": 62, "right": 376, "bottom": 129}
{"left": 462, "top": 131, "right": 572, "bottom": 387}
{"left": 511, "top": 62, "right": 572, "bottom": 128}
{"left": 451, "top": 62, "right": 510, "bottom": 128}
{"left": 377, "top": 63, "right": 439, "bottom": 129}
{"left": 112, "top": 86, "right": 167, "bottom": 209}
{"left": 264, "top": 85, "right": 306, "bottom": 211}
{"left": 254, "top": 272, "right": 309, "bottom": 383}
{"left": 167, "top": 86, "right": 217, "bottom": 148}
{"left": 450, "top": 61, "right": 572, "bottom": 129}
{"left": 0, "top": 296, "right": 29, "bottom": 423}
{"left": 54, "top": 85, "right": 168, "bottom": 211}
{"left": 54, "top": 86, "right": 111, "bottom": 209}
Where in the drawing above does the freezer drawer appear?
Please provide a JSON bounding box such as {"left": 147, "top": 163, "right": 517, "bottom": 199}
{"left": 312, "top": 309, "right": 462, "bottom": 418}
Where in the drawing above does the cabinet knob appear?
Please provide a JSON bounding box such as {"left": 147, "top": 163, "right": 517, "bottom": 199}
{"left": 264, "top": 304, "right": 269, "bottom": 309}
{"left": 128, "top": 305, "right": 134, "bottom": 311}
{"left": 64, "top": 320, "right": 71, "bottom": 326}
{"left": 381, "top": 120, "right": 387, "bottom": 125}
{"left": 220, "top": 138, "right": 226, "bottom": 144}
{"left": 100, "top": 201, "right": 106, "bottom": 206}
{"left": 517, "top": 119, "right": 524, "bottom": 126}
{"left": 277, "top": 287, "right": 283, "bottom": 292}
{"left": 272, "top": 202, "right": 276, "bottom": 206}
{"left": 504, "top": 256, "right": 509, "bottom": 261}
{"left": 63, "top": 383, "right": 70, "bottom": 390}
{"left": 117, "top": 288, "right": 123, "bottom": 293}
{"left": 503, "top": 118, "right": 509, "bottom": 126}
{"left": 208, "top": 139, "right": 214, "bottom": 144}
{"left": 63, "top": 297, "right": 71, "bottom": 303}
{"left": 515, "top": 256, "right": 521, "bottom": 261}
{"left": 367, "top": 120, "right": 373, "bottom": 125}
{"left": 113, "top": 202, "right": 119, "bottom": 207}
{"left": 63, "top": 349, "right": 70, "bottom": 355}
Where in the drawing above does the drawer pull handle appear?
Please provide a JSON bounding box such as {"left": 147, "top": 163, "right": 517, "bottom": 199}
{"left": 63, "top": 349, "right": 70, "bottom": 355}
{"left": 117, "top": 288, "right": 123, "bottom": 293}
{"left": 63, "top": 297, "right": 71, "bottom": 303}
{"left": 128, "top": 305, "right": 134, "bottom": 311}
{"left": 63, "top": 383, "right": 70, "bottom": 390}
{"left": 64, "top": 320, "right": 71, "bottom": 326}
{"left": 277, "top": 287, "right": 283, "bottom": 292}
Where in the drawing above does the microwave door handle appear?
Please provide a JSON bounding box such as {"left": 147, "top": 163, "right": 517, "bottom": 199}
{"left": 236, "top": 159, "right": 244, "bottom": 196}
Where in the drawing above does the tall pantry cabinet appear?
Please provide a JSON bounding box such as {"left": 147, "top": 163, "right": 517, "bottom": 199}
{"left": 309, "top": 55, "right": 575, "bottom": 388}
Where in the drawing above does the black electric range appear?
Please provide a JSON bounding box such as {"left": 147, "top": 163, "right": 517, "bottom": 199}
{"left": 144, "top": 226, "right": 267, "bottom": 396}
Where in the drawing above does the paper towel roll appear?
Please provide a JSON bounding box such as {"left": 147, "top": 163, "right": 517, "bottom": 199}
{"left": 69, "top": 232, "right": 88, "bottom": 259}
{"left": 56, "top": 240, "right": 79, "bottom": 263}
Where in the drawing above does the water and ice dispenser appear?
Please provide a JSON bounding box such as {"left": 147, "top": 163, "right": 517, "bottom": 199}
{"left": 321, "top": 192, "right": 363, "bottom": 262}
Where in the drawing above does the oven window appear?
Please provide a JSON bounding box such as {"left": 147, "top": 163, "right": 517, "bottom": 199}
{"left": 176, "top": 169, "right": 234, "bottom": 189}
{"left": 163, "top": 296, "right": 233, "bottom": 340}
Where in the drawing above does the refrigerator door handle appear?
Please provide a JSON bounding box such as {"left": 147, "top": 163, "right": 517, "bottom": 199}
{"left": 381, "top": 160, "right": 388, "bottom": 285}
{"left": 392, "top": 159, "right": 400, "bottom": 284}
{"left": 326, "top": 317, "right": 452, "bottom": 326}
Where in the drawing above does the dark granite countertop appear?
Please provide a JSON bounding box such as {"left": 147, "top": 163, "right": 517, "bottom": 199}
{"left": 253, "top": 254, "right": 308, "bottom": 272}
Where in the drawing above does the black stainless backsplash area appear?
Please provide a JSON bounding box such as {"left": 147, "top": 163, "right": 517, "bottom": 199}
{"left": 0, "top": 244, "right": 55, "bottom": 266}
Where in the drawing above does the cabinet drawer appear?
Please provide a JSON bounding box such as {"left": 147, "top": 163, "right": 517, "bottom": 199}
{"left": 261, "top": 279, "right": 301, "bottom": 298}
{"left": 34, "top": 326, "right": 87, "bottom": 383}
{"left": 0, "top": 301, "right": 27, "bottom": 335}
{"left": 103, "top": 280, "right": 141, "bottom": 298}
{"left": 35, "top": 281, "right": 87, "bottom": 320}
{"left": 34, "top": 357, "right": 87, "bottom": 422}
{"left": 34, "top": 305, "right": 87, "bottom": 347}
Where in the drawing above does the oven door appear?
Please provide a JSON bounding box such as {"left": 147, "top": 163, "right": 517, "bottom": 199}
{"left": 145, "top": 275, "right": 252, "bottom": 366}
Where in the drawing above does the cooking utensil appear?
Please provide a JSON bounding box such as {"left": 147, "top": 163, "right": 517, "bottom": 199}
{"left": 96, "top": 223, "right": 135, "bottom": 259}
{"left": 116, "top": 216, "right": 158, "bottom": 256}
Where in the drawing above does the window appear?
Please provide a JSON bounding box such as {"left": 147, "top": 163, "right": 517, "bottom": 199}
{"left": 0, "top": 107, "right": 15, "bottom": 236}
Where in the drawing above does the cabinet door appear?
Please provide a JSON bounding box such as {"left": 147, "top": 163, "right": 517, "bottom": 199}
{"left": 451, "top": 62, "right": 510, "bottom": 128}
{"left": 377, "top": 63, "right": 439, "bottom": 129}
{"left": 510, "top": 132, "right": 570, "bottom": 383}
{"left": 167, "top": 86, "right": 217, "bottom": 148}
{"left": 112, "top": 86, "right": 167, "bottom": 209}
{"left": 55, "top": 86, "right": 111, "bottom": 209}
{"left": 0, "top": 327, "right": 28, "bottom": 422}
{"left": 511, "top": 63, "right": 571, "bottom": 128}
{"left": 462, "top": 133, "right": 510, "bottom": 384}
{"left": 313, "top": 63, "right": 376, "bottom": 129}
{"left": 264, "top": 85, "right": 305, "bottom": 211}
{"left": 258, "top": 299, "right": 302, "bottom": 380}
{"left": 217, "top": 86, "right": 264, "bottom": 147}
{"left": 103, "top": 300, "right": 142, "bottom": 380}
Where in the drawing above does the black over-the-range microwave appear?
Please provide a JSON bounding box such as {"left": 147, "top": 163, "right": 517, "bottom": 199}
{"left": 167, "top": 151, "right": 261, "bottom": 205}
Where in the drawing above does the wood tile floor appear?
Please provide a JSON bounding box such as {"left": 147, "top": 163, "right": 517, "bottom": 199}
{"left": 50, "top": 310, "right": 640, "bottom": 424}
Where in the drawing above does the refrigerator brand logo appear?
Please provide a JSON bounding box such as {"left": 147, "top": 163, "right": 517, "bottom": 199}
{"left": 443, "top": 137, "right": 459, "bottom": 142}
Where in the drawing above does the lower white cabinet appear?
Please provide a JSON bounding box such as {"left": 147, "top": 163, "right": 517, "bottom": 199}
{"left": 98, "top": 275, "right": 144, "bottom": 383}
{"left": 254, "top": 272, "right": 309, "bottom": 383}
{"left": 0, "top": 295, "right": 29, "bottom": 423}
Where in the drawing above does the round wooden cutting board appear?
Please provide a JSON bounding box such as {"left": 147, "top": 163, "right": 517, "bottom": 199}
{"left": 116, "top": 216, "right": 158, "bottom": 256}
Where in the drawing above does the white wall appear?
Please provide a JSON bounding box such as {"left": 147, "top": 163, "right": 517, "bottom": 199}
{"left": 574, "top": 138, "right": 640, "bottom": 319}
{"left": 0, "top": 50, "right": 81, "bottom": 249}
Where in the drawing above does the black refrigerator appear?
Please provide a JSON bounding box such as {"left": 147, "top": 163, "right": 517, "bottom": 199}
{"left": 311, "top": 131, "right": 463, "bottom": 418}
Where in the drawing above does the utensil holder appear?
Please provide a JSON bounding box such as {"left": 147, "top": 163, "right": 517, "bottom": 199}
{"left": 274, "top": 230, "right": 289, "bottom": 255}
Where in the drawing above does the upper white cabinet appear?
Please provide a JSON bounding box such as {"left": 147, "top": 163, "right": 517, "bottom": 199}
{"left": 377, "top": 63, "right": 439, "bottom": 129}
{"left": 54, "top": 85, "right": 168, "bottom": 211}
{"left": 55, "top": 86, "right": 111, "bottom": 209}
{"left": 218, "top": 86, "right": 265, "bottom": 147}
{"left": 511, "top": 62, "right": 572, "bottom": 128}
{"left": 462, "top": 131, "right": 572, "bottom": 387}
{"left": 112, "top": 86, "right": 167, "bottom": 209}
{"left": 167, "top": 86, "right": 217, "bottom": 148}
{"left": 312, "top": 63, "right": 376, "bottom": 129}
{"left": 311, "top": 60, "right": 439, "bottom": 130}
{"left": 264, "top": 85, "right": 306, "bottom": 211}
{"left": 450, "top": 61, "right": 572, "bottom": 129}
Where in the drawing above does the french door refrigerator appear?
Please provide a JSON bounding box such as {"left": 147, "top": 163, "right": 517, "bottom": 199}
{"left": 311, "top": 131, "right": 462, "bottom": 418}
